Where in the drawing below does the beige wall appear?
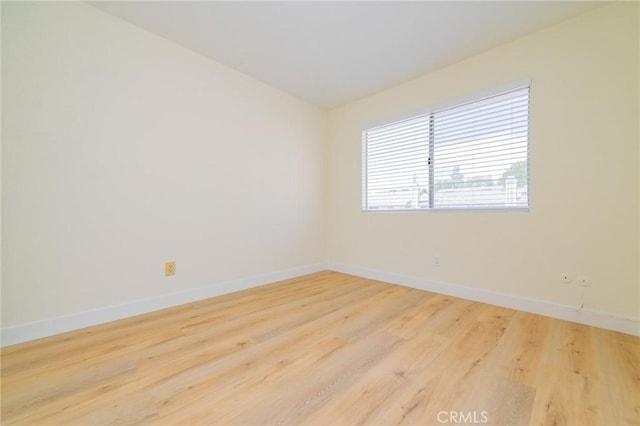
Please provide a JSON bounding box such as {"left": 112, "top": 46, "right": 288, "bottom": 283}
{"left": 2, "top": 2, "right": 326, "bottom": 326}
{"left": 327, "top": 3, "right": 639, "bottom": 320}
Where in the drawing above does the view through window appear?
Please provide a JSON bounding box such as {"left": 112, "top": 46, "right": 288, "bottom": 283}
{"left": 363, "top": 85, "right": 529, "bottom": 211}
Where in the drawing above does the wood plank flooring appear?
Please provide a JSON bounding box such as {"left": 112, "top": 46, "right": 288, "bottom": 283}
{"left": 2, "top": 271, "right": 638, "bottom": 425}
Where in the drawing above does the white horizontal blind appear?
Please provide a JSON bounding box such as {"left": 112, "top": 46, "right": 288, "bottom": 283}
{"left": 433, "top": 86, "right": 529, "bottom": 209}
{"left": 364, "top": 115, "right": 430, "bottom": 210}
{"left": 363, "top": 84, "right": 529, "bottom": 211}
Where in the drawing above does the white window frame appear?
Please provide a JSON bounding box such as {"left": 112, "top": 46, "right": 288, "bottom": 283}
{"left": 362, "top": 81, "right": 530, "bottom": 213}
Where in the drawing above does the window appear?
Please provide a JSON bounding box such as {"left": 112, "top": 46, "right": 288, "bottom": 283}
{"left": 363, "top": 84, "right": 529, "bottom": 211}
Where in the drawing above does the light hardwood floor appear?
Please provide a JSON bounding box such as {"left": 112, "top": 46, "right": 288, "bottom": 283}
{"left": 2, "top": 271, "right": 638, "bottom": 425}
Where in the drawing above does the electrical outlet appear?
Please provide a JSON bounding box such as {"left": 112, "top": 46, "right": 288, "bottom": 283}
{"left": 561, "top": 274, "right": 572, "bottom": 284}
{"left": 165, "top": 261, "right": 176, "bottom": 277}
{"left": 578, "top": 277, "right": 592, "bottom": 287}
{"left": 433, "top": 256, "right": 440, "bottom": 266}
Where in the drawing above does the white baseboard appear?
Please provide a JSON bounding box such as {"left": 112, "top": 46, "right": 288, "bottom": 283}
{"left": 4, "top": 262, "right": 637, "bottom": 347}
{"left": 328, "top": 262, "right": 640, "bottom": 336}
{"left": 1, "top": 263, "right": 326, "bottom": 347}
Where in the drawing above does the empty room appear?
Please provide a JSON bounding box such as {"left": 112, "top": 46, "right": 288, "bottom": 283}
{"left": 1, "top": 1, "right": 638, "bottom": 425}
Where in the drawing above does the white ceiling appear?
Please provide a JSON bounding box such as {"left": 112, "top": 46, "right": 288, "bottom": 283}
{"left": 90, "top": 1, "right": 603, "bottom": 109}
